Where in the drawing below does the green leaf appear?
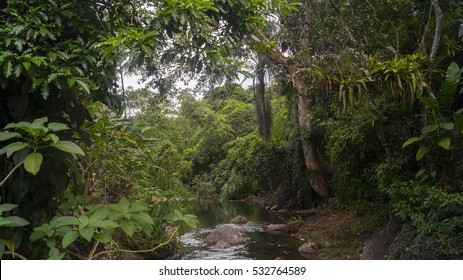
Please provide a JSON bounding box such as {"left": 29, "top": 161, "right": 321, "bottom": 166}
{"left": 24, "top": 152, "right": 43, "bottom": 175}
{"left": 440, "top": 122, "right": 454, "bottom": 130}
{"left": 31, "top": 117, "right": 48, "bottom": 129}
{"left": 4, "top": 61, "right": 13, "bottom": 78}
{"left": 421, "top": 124, "right": 439, "bottom": 135}
{"left": 416, "top": 145, "right": 431, "bottom": 161}
{"left": 48, "top": 247, "right": 64, "bottom": 260}
{"left": 76, "top": 79, "right": 90, "bottom": 94}
{"left": 120, "top": 220, "right": 137, "bottom": 237}
{"left": 402, "top": 137, "right": 421, "bottom": 148}
{"left": 93, "top": 233, "right": 110, "bottom": 243}
{"left": 455, "top": 116, "right": 463, "bottom": 134}
{"left": 0, "top": 204, "right": 18, "bottom": 212}
{"left": 30, "top": 225, "right": 53, "bottom": 241}
{"left": 79, "top": 215, "right": 89, "bottom": 227}
{"left": 88, "top": 209, "right": 110, "bottom": 224}
{"left": 51, "top": 141, "right": 85, "bottom": 156}
{"left": 0, "top": 131, "right": 21, "bottom": 142}
{"left": 43, "top": 133, "right": 59, "bottom": 143}
{"left": 438, "top": 137, "right": 451, "bottom": 150}
{"left": 132, "top": 212, "right": 154, "bottom": 226}
{"left": 88, "top": 220, "right": 118, "bottom": 229}
{"left": 415, "top": 169, "right": 426, "bottom": 178}
{"left": 47, "top": 122, "right": 69, "bottom": 132}
{"left": 0, "top": 217, "right": 11, "bottom": 227}
{"left": 5, "top": 142, "right": 28, "bottom": 158}
{"left": 78, "top": 226, "right": 94, "bottom": 242}
{"left": 50, "top": 216, "right": 79, "bottom": 228}
{"left": 128, "top": 201, "right": 148, "bottom": 212}
{"left": 62, "top": 231, "right": 79, "bottom": 248}
{"left": 5, "top": 216, "right": 29, "bottom": 227}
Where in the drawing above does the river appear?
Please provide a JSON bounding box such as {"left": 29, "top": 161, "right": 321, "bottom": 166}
{"left": 175, "top": 200, "right": 306, "bottom": 260}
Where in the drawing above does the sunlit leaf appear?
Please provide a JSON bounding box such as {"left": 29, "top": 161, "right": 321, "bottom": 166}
{"left": 5, "top": 142, "right": 28, "bottom": 158}
{"left": 62, "top": 231, "right": 79, "bottom": 248}
{"left": 51, "top": 141, "right": 85, "bottom": 156}
{"left": 24, "top": 152, "right": 43, "bottom": 175}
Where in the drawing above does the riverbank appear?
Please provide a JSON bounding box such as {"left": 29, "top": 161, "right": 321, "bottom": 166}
{"left": 242, "top": 195, "right": 389, "bottom": 259}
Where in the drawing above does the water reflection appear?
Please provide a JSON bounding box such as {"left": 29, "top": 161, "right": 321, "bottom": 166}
{"left": 176, "top": 200, "right": 305, "bottom": 260}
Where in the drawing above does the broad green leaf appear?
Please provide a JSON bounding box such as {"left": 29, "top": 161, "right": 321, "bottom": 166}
{"left": 416, "top": 145, "right": 431, "bottom": 161}
{"left": 51, "top": 141, "right": 85, "bottom": 156}
{"left": 402, "top": 137, "right": 421, "bottom": 148}
{"left": 0, "top": 204, "right": 18, "bottom": 212}
{"left": 62, "top": 231, "right": 79, "bottom": 248}
{"left": 5, "top": 216, "right": 29, "bottom": 227}
{"left": 31, "top": 117, "right": 48, "bottom": 129}
{"left": 173, "top": 209, "right": 183, "bottom": 218}
{"left": 43, "top": 133, "right": 59, "bottom": 143}
{"left": 4, "top": 61, "right": 13, "bottom": 78}
{"left": 94, "top": 233, "right": 110, "bottom": 243}
{"left": 30, "top": 225, "right": 54, "bottom": 240}
{"left": 78, "top": 226, "right": 94, "bottom": 242}
{"left": 88, "top": 209, "right": 110, "bottom": 224}
{"left": 120, "top": 220, "right": 137, "bottom": 237}
{"left": 79, "top": 215, "right": 89, "bottom": 227}
{"left": 4, "top": 121, "right": 31, "bottom": 130}
{"left": 415, "top": 169, "right": 426, "bottom": 178}
{"left": 128, "top": 201, "right": 148, "bottom": 212}
{"left": 421, "top": 124, "right": 439, "bottom": 135}
{"left": 0, "top": 131, "right": 21, "bottom": 142}
{"left": 0, "top": 217, "right": 11, "bottom": 227}
{"left": 24, "top": 152, "right": 43, "bottom": 175}
{"left": 76, "top": 79, "right": 90, "bottom": 94}
{"left": 455, "top": 116, "right": 463, "bottom": 133}
{"left": 132, "top": 212, "right": 154, "bottom": 226}
{"left": 48, "top": 247, "right": 64, "bottom": 260}
{"left": 88, "top": 220, "right": 118, "bottom": 229}
{"left": 50, "top": 216, "right": 79, "bottom": 228}
{"left": 438, "top": 137, "right": 451, "bottom": 150}
{"left": 440, "top": 122, "right": 454, "bottom": 130}
{"left": 5, "top": 142, "right": 28, "bottom": 158}
{"left": 47, "top": 122, "right": 69, "bottom": 132}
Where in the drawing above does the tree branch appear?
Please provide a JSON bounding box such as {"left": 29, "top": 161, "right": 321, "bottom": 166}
{"left": 0, "top": 161, "right": 23, "bottom": 188}
{"left": 430, "top": 0, "right": 443, "bottom": 61}
{"left": 327, "top": 0, "right": 360, "bottom": 48}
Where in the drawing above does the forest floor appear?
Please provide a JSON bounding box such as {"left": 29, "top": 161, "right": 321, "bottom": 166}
{"left": 288, "top": 205, "right": 388, "bottom": 259}
{"left": 244, "top": 195, "right": 389, "bottom": 259}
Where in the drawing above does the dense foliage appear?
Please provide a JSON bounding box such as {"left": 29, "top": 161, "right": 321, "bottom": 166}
{"left": 1, "top": 0, "right": 463, "bottom": 259}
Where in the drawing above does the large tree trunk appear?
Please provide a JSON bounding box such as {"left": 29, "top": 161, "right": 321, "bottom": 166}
{"left": 294, "top": 74, "right": 329, "bottom": 197}
{"left": 254, "top": 54, "right": 272, "bottom": 140}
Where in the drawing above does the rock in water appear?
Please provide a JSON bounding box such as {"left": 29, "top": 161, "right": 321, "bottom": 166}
{"left": 230, "top": 215, "right": 248, "bottom": 224}
{"left": 203, "top": 224, "right": 246, "bottom": 248}
{"left": 266, "top": 224, "right": 287, "bottom": 232}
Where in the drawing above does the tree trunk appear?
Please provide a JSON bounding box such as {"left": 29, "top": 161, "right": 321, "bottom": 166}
{"left": 254, "top": 54, "right": 272, "bottom": 140}
{"left": 294, "top": 74, "right": 329, "bottom": 197}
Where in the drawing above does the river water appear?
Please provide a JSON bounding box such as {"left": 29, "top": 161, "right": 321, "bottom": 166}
{"left": 175, "top": 200, "right": 306, "bottom": 260}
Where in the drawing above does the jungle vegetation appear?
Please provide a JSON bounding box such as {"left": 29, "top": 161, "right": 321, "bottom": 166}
{"left": 1, "top": 0, "right": 463, "bottom": 259}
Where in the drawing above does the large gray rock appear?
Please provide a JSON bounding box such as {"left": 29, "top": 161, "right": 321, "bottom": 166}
{"left": 230, "top": 215, "right": 248, "bottom": 225}
{"left": 266, "top": 224, "right": 287, "bottom": 232}
{"left": 203, "top": 224, "right": 246, "bottom": 248}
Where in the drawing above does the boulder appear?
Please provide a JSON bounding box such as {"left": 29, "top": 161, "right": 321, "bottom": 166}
{"left": 230, "top": 215, "right": 248, "bottom": 225}
{"left": 298, "top": 241, "right": 320, "bottom": 256}
{"left": 266, "top": 224, "right": 287, "bottom": 232}
{"left": 203, "top": 224, "right": 246, "bottom": 248}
